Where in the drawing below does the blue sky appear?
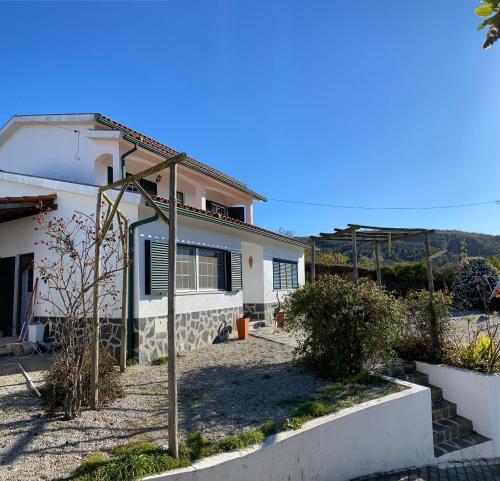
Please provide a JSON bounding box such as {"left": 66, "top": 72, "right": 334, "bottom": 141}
{"left": 1, "top": 1, "right": 500, "bottom": 235}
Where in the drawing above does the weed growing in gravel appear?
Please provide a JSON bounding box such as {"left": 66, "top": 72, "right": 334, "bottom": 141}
{"left": 152, "top": 356, "right": 168, "bottom": 366}
{"left": 261, "top": 372, "right": 271, "bottom": 379}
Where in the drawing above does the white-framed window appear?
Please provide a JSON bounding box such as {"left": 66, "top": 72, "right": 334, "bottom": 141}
{"left": 273, "top": 258, "right": 299, "bottom": 290}
{"left": 176, "top": 246, "right": 196, "bottom": 290}
{"left": 175, "top": 246, "right": 226, "bottom": 292}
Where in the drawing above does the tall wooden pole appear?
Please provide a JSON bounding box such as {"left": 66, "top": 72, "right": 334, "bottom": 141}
{"left": 424, "top": 232, "right": 435, "bottom": 293}
{"left": 90, "top": 192, "right": 102, "bottom": 409}
{"left": 352, "top": 230, "right": 359, "bottom": 286}
{"left": 119, "top": 216, "right": 129, "bottom": 373}
{"left": 374, "top": 242, "right": 382, "bottom": 286}
{"left": 310, "top": 237, "right": 316, "bottom": 282}
{"left": 167, "top": 164, "right": 179, "bottom": 458}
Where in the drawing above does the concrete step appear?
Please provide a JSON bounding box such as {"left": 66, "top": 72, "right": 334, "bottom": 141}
{"left": 432, "top": 399, "right": 457, "bottom": 422}
{"left": 434, "top": 433, "right": 492, "bottom": 458}
{"left": 430, "top": 385, "right": 443, "bottom": 403}
{"left": 401, "top": 372, "right": 429, "bottom": 386}
{"left": 433, "top": 415, "right": 473, "bottom": 444}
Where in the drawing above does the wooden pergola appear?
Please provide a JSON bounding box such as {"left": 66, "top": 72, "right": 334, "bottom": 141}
{"left": 309, "top": 224, "right": 436, "bottom": 291}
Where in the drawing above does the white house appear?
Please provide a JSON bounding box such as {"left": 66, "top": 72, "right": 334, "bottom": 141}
{"left": 0, "top": 114, "right": 306, "bottom": 362}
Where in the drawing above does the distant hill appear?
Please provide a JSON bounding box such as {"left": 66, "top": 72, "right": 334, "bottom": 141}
{"left": 297, "top": 230, "right": 500, "bottom": 267}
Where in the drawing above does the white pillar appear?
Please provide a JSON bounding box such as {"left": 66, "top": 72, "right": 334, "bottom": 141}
{"left": 245, "top": 201, "right": 254, "bottom": 224}
{"left": 195, "top": 185, "right": 206, "bottom": 210}
{"left": 112, "top": 154, "right": 121, "bottom": 182}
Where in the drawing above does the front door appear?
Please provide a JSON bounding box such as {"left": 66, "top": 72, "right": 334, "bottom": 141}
{"left": 0, "top": 257, "right": 15, "bottom": 337}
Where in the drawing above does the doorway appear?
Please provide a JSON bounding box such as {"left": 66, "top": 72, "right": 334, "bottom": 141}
{"left": 17, "top": 253, "right": 34, "bottom": 335}
{"left": 0, "top": 256, "right": 15, "bottom": 337}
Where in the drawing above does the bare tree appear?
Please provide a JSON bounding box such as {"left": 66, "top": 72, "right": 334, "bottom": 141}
{"left": 36, "top": 208, "right": 127, "bottom": 419}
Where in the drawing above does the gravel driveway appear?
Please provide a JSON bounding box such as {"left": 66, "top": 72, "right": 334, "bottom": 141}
{"left": 0, "top": 337, "right": 332, "bottom": 481}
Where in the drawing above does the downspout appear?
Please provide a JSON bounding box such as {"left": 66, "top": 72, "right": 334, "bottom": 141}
{"left": 121, "top": 143, "right": 138, "bottom": 180}
{"left": 127, "top": 212, "right": 159, "bottom": 358}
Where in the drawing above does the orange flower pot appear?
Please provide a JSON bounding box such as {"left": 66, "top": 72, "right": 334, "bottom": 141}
{"left": 276, "top": 312, "right": 286, "bottom": 328}
{"left": 236, "top": 317, "right": 250, "bottom": 340}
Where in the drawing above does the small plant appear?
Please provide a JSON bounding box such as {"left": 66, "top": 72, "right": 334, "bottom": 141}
{"left": 261, "top": 372, "right": 271, "bottom": 379}
{"left": 152, "top": 356, "right": 168, "bottom": 366}
{"left": 445, "top": 316, "right": 500, "bottom": 373}
{"left": 284, "top": 275, "right": 404, "bottom": 379}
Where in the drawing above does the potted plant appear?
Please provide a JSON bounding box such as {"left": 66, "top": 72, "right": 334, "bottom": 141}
{"left": 273, "top": 293, "right": 286, "bottom": 328}
{"left": 236, "top": 309, "right": 252, "bottom": 340}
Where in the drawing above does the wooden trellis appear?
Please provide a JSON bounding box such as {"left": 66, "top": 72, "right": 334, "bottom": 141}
{"left": 310, "top": 224, "right": 436, "bottom": 290}
{"left": 90, "top": 152, "right": 186, "bottom": 458}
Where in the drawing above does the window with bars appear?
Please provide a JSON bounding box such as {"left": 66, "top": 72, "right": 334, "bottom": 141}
{"left": 272, "top": 258, "right": 299, "bottom": 290}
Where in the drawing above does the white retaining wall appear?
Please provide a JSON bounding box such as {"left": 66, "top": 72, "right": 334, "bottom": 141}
{"left": 417, "top": 361, "right": 500, "bottom": 457}
{"left": 144, "top": 381, "right": 434, "bottom": 481}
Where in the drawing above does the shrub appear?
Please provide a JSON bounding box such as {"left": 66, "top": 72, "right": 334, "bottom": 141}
{"left": 445, "top": 316, "right": 500, "bottom": 374}
{"left": 452, "top": 257, "right": 498, "bottom": 310}
{"left": 395, "top": 290, "right": 453, "bottom": 363}
{"left": 44, "top": 349, "right": 123, "bottom": 418}
{"left": 284, "top": 275, "right": 403, "bottom": 379}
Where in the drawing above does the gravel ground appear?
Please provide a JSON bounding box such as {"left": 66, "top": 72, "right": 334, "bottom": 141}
{"left": 0, "top": 337, "right": 337, "bottom": 481}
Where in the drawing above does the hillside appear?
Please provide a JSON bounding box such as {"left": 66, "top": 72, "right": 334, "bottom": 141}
{"left": 298, "top": 230, "right": 500, "bottom": 267}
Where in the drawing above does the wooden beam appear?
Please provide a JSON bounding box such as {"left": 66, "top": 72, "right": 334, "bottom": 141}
{"left": 352, "top": 230, "right": 359, "bottom": 286}
{"left": 131, "top": 181, "right": 170, "bottom": 225}
{"left": 99, "top": 184, "right": 128, "bottom": 243}
{"left": 424, "top": 232, "right": 435, "bottom": 293}
{"left": 90, "top": 192, "right": 102, "bottom": 409}
{"left": 167, "top": 164, "right": 179, "bottom": 458}
{"left": 310, "top": 237, "right": 316, "bottom": 282}
{"left": 99, "top": 153, "right": 186, "bottom": 192}
{"left": 375, "top": 242, "right": 382, "bottom": 286}
{"left": 117, "top": 215, "right": 129, "bottom": 374}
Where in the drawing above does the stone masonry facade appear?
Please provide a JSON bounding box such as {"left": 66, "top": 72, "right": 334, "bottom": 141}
{"left": 243, "top": 302, "right": 278, "bottom": 325}
{"left": 34, "top": 305, "right": 243, "bottom": 364}
{"left": 33, "top": 316, "right": 122, "bottom": 357}
{"left": 134, "top": 305, "right": 243, "bottom": 364}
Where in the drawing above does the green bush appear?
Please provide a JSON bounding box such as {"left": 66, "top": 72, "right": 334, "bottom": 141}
{"left": 395, "top": 290, "right": 453, "bottom": 363}
{"left": 284, "top": 275, "right": 403, "bottom": 379}
{"left": 452, "top": 257, "right": 498, "bottom": 310}
{"left": 381, "top": 262, "right": 428, "bottom": 295}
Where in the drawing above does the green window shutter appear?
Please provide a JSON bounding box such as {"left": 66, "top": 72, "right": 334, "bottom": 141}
{"left": 230, "top": 252, "right": 243, "bottom": 291}
{"left": 273, "top": 259, "right": 281, "bottom": 290}
{"left": 145, "top": 239, "right": 169, "bottom": 296}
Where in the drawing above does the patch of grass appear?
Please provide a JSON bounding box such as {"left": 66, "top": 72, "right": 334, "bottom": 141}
{"left": 68, "top": 372, "right": 404, "bottom": 480}
{"left": 261, "top": 372, "right": 271, "bottom": 379}
{"left": 152, "top": 356, "right": 168, "bottom": 366}
{"left": 126, "top": 358, "right": 139, "bottom": 367}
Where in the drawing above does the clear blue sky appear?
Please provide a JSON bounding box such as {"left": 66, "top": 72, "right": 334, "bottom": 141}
{"left": 1, "top": 1, "right": 500, "bottom": 235}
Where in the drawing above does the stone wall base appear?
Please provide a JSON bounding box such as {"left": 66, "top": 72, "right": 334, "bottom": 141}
{"left": 243, "top": 302, "right": 279, "bottom": 325}
{"left": 134, "top": 305, "right": 243, "bottom": 364}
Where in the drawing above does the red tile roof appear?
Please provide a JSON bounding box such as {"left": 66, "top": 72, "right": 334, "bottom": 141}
{"left": 95, "top": 114, "right": 266, "bottom": 202}
{"left": 152, "top": 196, "right": 307, "bottom": 248}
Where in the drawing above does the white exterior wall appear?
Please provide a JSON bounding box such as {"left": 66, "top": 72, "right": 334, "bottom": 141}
{"left": 417, "top": 361, "right": 500, "bottom": 458}
{"left": 0, "top": 122, "right": 120, "bottom": 186}
{"left": 146, "top": 382, "right": 434, "bottom": 481}
{"left": 134, "top": 214, "right": 244, "bottom": 319}
{"left": 0, "top": 173, "right": 140, "bottom": 322}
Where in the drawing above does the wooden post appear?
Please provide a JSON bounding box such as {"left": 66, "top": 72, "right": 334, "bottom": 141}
{"left": 90, "top": 192, "right": 102, "bottom": 410}
{"left": 167, "top": 164, "right": 179, "bottom": 458}
{"left": 119, "top": 216, "right": 129, "bottom": 374}
{"left": 424, "top": 232, "right": 435, "bottom": 293}
{"left": 374, "top": 242, "right": 382, "bottom": 286}
{"left": 352, "top": 230, "right": 359, "bottom": 286}
{"left": 424, "top": 231, "right": 439, "bottom": 360}
{"left": 310, "top": 237, "right": 316, "bottom": 282}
